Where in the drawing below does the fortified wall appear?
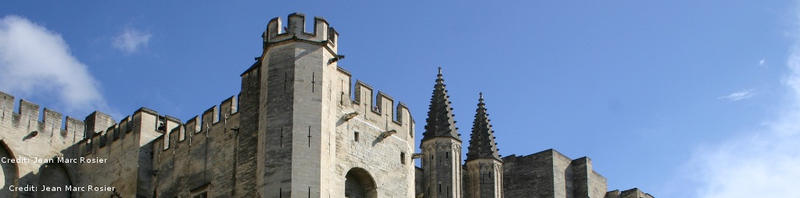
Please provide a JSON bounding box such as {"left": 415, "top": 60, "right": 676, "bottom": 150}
{"left": 0, "top": 13, "right": 417, "bottom": 198}
{"left": 0, "top": 13, "right": 652, "bottom": 198}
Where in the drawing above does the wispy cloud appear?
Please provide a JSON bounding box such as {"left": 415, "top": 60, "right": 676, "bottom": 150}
{"left": 0, "top": 15, "right": 113, "bottom": 116}
{"left": 686, "top": 4, "right": 800, "bottom": 198}
{"left": 718, "top": 89, "right": 755, "bottom": 101}
{"left": 111, "top": 27, "right": 150, "bottom": 54}
{"left": 759, "top": 58, "right": 766, "bottom": 66}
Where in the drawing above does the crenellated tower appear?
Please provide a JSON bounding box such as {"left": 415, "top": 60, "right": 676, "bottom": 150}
{"left": 241, "top": 12, "right": 340, "bottom": 197}
{"left": 421, "top": 68, "right": 463, "bottom": 198}
{"left": 0, "top": 13, "right": 658, "bottom": 198}
{"left": 239, "top": 13, "right": 415, "bottom": 198}
{"left": 464, "top": 93, "right": 502, "bottom": 198}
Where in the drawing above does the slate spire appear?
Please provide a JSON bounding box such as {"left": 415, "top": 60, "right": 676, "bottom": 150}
{"left": 467, "top": 92, "right": 501, "bottom": 161}
{"left": 422, "top": 67, "right": 461, "bottom": 142}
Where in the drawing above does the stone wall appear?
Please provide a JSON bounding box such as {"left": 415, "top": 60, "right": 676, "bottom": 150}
{"left": 502, "top": 149, "right": 621, "bottom": 198}
{"left": 502, "top": 150, "right": 555, "bottom": 198}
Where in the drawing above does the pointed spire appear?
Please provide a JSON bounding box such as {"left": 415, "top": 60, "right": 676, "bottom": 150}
{"left": 422, "top": 67, "right": 460, "bottom": 142}
{"left": 467, "top": 92, "right": 501, "bottom": 161}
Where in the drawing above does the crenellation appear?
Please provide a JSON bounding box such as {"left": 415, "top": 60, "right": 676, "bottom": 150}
{"left": 0, "top": 91, "right": 13, "bottom": 121}
{"left": 220, "top": 95, "right": 238, "bottom": 119}
{"left": 327, "top": 25, "right": 338, "bottom": 46}
{"left": 42, "top": 108, "right": 66, "bottom": 138}
{"left": 185, "top": 116, "right": 200, "bottom": 134}
{"left": 263, "top": 13, "right": 338, "bottom": 51}
{"left": 165, "top": 125, "right": 181, "bottom": 150}
{"left": 396, "top": 103, "right": 411, "bottom": 125}
{"left": 287, "top": 12, "right": 306, "bottom": 36}
{"left": 202, "top": 105, "right": 219, "bottom": 131}
{"left": 66, "top": 116, "right": 85, "bottom": 141}
{"left": 133, "top": 107, "right": 163, "bottom": 146}
{"left": 313, "top": 17, "right": 329, "bottom": 41}
{"left": 165, "top": 115, "right": 181, "bottom": 125}
{"left": 163, "top": 115, "right": 181, "bottom": 138}
{"left": 84, "top": 111, "right": 115, "bottom": 138}
{"left": 377, "top": 91, "right": 394, "bottom": 120}
{"left": 42, "top": 108, "right": 63, "bottom": 137}
{"left": 394, "top": 102, "right": 408, "bottom": 124}
{"left": 354, "top": 80, "right": 372, "bottom": 107}
{"left": 18, "top": 99, "right": 39, "bottom": 128}
{"left": 266, "top": 17, "right": 282, "bottom": 40}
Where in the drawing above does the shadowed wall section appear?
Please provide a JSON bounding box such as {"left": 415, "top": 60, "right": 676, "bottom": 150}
{"left": 0, "top": 141, "right": 17, "bottom": 198}
{"left": 37, "top": 163, "right": 71, "bottom": 198}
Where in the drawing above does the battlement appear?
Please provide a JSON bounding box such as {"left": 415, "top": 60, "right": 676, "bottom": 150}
{"left": 263, "top": 13, "right": 338, "bottom": 50}
{"left": 344, "top": 73, "right": 414, "bottom": 129}
{"left": 0, "top": 91, "right": 87, "bottom": 145}
{"left": 155, "top": 95, "right": 239, "bottom": 152}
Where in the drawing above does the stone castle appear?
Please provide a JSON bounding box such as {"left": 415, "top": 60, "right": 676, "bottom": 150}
{"left": 0, "top": 13, "right": 652, "bottom": 198}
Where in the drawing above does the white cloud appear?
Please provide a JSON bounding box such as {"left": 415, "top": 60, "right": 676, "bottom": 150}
{"left": 0, "top": 15, "right": 111, "bottom": 115}
{"left": 687, "top": 4, "right": 800, "bottom": 198}
{"left": 759, "top": 58, "right": 766, "bottom": 66}
{"left": 718, "top": 89, "right": 755, "bottom": 101}
{"left": 111, "top": 27, "right": 150, "bottom": 54}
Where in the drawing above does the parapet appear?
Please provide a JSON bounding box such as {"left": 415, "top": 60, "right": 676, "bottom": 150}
{"left": 85, "top": 111, "right": 115, "bottom": 137}
{"left": 155, "top": 94, "right": 239, "bottom": 152}
{"left": 0, "top": 91, "right": 85, "bottom": 145}
{"left": 350, "top": 79, "right": 413, "bottom": 127}
{"left": 263, "top": 13, "right": 338, "bottom": 50}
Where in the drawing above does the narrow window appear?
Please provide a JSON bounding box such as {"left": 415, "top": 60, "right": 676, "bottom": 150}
{"left": 311, "top": 72, "right": 316, "bottom": 93}
{"left": 354, "top": 131, "right": 359, "bottom": 142}
{"left": 401, "top": 152, "right": 406, "bottom": 164}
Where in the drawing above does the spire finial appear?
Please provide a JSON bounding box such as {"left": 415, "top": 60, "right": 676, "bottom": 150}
{"left": 467, "top": 90, "right": 501, "bottom": 161}
{"left": 423, "top": 65, "right": 459, "bottom": 142}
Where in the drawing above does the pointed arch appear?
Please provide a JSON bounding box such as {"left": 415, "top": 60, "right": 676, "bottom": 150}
{"left": 0, "top": 140, "right": 18, "bottom": 198}
{"left": 38, "top": 162, "right": 72, "bottom": 198}
{"left": 345, "top": 167, "right": 377, "bottom": 198}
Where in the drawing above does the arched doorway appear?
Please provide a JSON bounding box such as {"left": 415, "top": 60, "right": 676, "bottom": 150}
{"left": 0, "top": 141, "right": 18, "bottom": 198}
{"left": 38, "top": 162, "right": 71, "bottom": 198}
{"left": 345, "top": 167, "right": 377, "bottom": 198}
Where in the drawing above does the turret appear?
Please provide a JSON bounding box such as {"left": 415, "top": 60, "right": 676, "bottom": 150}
{"left": 464, "top": 93, "right": 503, "bottom": 198}
{"left": 244, "top": 13, "right": 415, "bottom": 197}
{"left": 421, "top": 67, "right": 463, "bottom": 198}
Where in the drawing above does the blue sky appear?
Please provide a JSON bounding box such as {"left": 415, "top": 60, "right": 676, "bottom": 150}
{"left": 2, "top": 1, "right": 799, "bottom": 197}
